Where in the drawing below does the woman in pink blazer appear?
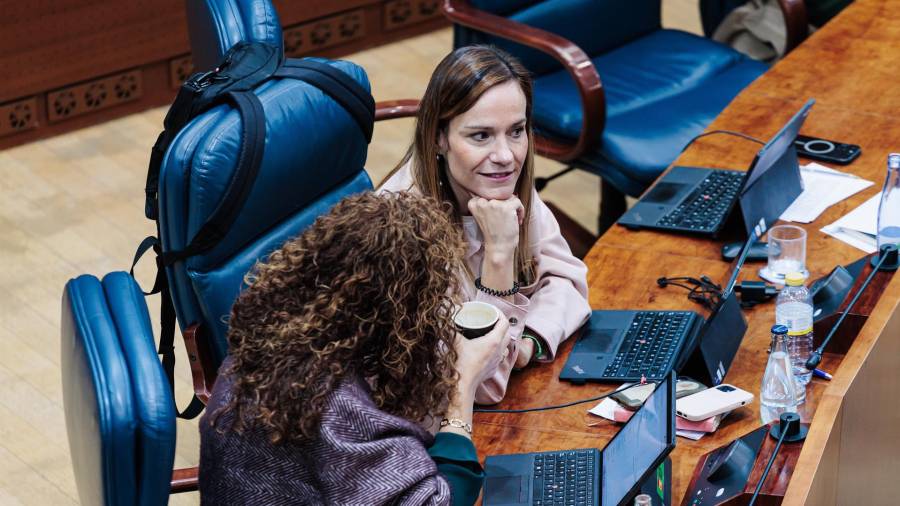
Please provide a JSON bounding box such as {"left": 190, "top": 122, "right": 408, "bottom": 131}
{"left": 379, "top": 45, "right": 591, "bottom": 404}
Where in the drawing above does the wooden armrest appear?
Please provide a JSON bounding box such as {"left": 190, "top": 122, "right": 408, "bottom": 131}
{"left": 171, "top": 466, "right": 199, "bottom": 493}
{"left": 776, "top": 0, "right": 809, "bottom": 53}
{"left": 375, "top": 99, "right": 419, "bottom": 121}
{"left": 442, "top": 0, "right": 604, "bottom": 162}
{"left": 182, "top": 323, "right": 214, "bottom": 404}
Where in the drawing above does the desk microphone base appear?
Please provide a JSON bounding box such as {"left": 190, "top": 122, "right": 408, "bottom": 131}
{"left": 682, "top": 423, "right": 808, "bottom": 505}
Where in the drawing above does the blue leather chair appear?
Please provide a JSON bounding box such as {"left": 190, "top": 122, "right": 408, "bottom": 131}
{"left": 442, "top": 0, "right": 807, "bottom": 231}
{"left": 61, "top": 1, "right": 411, "bottom": 502}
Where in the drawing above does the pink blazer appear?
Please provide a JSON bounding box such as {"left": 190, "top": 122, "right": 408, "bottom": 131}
{"left": 378, "top": 164, "right": 591, "bottom": 404}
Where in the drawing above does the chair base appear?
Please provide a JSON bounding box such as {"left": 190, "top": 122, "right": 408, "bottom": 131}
{"left": 598, "top": 178, "right": 626, "bottom": 235}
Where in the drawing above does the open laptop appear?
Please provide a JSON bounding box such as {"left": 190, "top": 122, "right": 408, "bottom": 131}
{"left": 483, "top": 372, "right": 676, "bottom": 506}
{"left": 560, "top": 222, "right": 763, "bottom": 387}
{"left": 617, "top": 99, "right": 812, "bottom": 237}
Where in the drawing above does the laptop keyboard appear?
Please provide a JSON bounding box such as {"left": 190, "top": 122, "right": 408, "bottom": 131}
{"left": 657, "top": 171, "right": 745, "bottom": 232}
{"left": 533, "top": 450, "right": 596, "bottom": 506}
{"left": 602, "top": 311, "right": 694, "bottom": 381}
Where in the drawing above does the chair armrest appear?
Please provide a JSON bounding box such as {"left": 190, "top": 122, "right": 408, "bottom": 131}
{"left": 776, "top": 0, "right": 809, "bottom": 53}
{"left": 171, "top": 466, "right": 199, "bottom": 493}
{"left": 442, "top": 0, "right": 604, "bottom": 162}
{"left": 182, "top": 324, "right": 215, "bottom": 404}
{"left": 375, "top": 99, "right": 419, "bottom": 121}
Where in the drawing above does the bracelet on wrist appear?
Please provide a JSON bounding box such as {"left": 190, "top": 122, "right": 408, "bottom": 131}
{"left": 440, "top": 418, "right": 473, "bottom": 434}
{"left": 474, "top": 277, "right": 520, "bottom": 297}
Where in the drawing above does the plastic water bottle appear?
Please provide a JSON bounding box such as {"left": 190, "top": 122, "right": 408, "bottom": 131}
{"left": 775, "top": 271, "right": 813, "bottom": 403}
{"left": 876, "top": 154, "right": 900, "bottom": 252}
{"left": 760, "top": 325, "right": 798, "bottom": 424}
{"left": 633, "top": 493, "right": 652, "bottom": 506}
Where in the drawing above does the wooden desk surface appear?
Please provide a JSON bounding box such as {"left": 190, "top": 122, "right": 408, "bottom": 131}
{"left": 472, "top": 1, "right": 900, "bottom": 504}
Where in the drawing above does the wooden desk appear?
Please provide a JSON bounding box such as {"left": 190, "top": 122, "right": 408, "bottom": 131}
{"left": 472, "top": 1, "right": 900, "bottom": 504}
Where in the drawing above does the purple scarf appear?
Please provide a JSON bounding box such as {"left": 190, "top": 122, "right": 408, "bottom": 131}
{"left": 199, "top": 363, "right": 453, "bottom": 505}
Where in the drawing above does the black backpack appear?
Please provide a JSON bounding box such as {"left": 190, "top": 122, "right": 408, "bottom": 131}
{"left": 133, "top": 42, "right": 375, "bottom": 418}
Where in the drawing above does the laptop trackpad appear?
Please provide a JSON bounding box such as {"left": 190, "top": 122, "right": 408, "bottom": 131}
{"left": 643, "top": 182, "right": 688, "bottom": 204}
{"left": 580, "top": 328, "right": 622, "bottom": 353}
{"left": 484, "top": 475, "right": 529, "bottom": 505}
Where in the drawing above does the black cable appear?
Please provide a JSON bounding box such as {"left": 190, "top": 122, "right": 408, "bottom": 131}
{"left": 680, "top": 129, "right": 766, "bottom": 154}
{"left": 748, "top": 428, "right": 787, "bottom": 506}
{"left": 473, "top": 381, "right": 650, "bottom": 414}
{"left": 657, "top": 276, "right": 722, "bottom": 311}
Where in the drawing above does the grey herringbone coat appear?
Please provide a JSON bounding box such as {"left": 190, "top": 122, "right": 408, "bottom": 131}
{"left": 199, "top": 364, "right": 453, "bottom": 505}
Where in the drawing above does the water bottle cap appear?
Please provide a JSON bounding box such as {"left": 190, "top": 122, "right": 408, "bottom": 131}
{"left": 889, "top": 153, "right": 900, "bottom": 169}
{"left": 784, "top": 271, "right": 806, "bottom": 286}
{"left": 771, "top": 324, "right": 789, "bottom": 335}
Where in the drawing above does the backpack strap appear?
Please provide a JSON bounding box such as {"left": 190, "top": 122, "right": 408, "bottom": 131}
{"left": 276, "top": 59, "right": 375, "bottom": 143}
{"left": 159, "top": 90, "right": 266, "bottom": 266}
{"left": 130, "top": 235, "right": 205, "bottom": 419}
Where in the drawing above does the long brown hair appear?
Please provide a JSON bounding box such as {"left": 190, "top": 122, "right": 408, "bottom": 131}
{"left": 388, "top": 45, "right": 537, "bottom": 283}
{"left": 211, "top": 192, "right": 467, "bottom": 443}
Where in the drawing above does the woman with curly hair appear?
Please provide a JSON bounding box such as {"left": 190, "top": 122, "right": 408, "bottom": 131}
{"left": 199, "top": 192, "right": 510, "bottom": 505}
{"left": 380, "top": 45, "right": 591, "bottom": 404}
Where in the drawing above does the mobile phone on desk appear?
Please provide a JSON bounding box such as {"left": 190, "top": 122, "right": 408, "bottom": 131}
{"left": 675, "top": 384, "right": 753, "bottom": 421}
{"left": 794, "top": 134, "right": 861, "bottom": 165}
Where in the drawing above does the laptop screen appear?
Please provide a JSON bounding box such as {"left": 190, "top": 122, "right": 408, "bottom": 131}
{"left": 601, "top": 373, "right": 674, "bottom": 505}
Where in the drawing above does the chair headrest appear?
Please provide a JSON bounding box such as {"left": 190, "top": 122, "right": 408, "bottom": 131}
{"left": 186, "top": 0, "right": 284, "bottom": 72}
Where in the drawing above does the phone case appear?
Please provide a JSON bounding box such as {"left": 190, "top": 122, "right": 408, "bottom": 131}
{"left": 794, "top": 134, "right": 861, "bottom": 165}
{"left": 610, "top": 382, "right": 656, "bottom": 410}
{"left": 675, "top": 384, "right": 754, "bottom": 421}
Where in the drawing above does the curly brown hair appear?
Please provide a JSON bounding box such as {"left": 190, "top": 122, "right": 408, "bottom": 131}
{"left": 213, "top": 192, "right": 467, "bottom": 443}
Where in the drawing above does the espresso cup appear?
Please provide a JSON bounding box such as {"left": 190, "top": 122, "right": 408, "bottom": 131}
{"left": 453, "top": 301, "right": 501, "bottom": 339}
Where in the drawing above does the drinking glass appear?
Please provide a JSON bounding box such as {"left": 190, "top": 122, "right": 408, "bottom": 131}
{"left": 759, "top": 225, "right": 808, "bottom": 283}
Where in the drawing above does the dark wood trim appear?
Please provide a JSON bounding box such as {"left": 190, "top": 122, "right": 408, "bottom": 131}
{"left": 0, "top": 1, "right": 448, "bottom": 150}
{"left": 182, "top": 324, "right": 215, "bottom": 405}
{"left": 375, "top": 99, "right": 419, "bottom": 121}
{"left": 776, "top": 0, "right": 810, "bottom": 53}
{"left": 171, "top": 466, "right": 199, "bottom": 494}
{"left": 441, "top": 0, "right": 604, "bottom": 163}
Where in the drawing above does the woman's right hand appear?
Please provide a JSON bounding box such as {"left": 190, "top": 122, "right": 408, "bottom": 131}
{"left": 453, "top": 315, "right": 511, "bottom": 395}
{"left": 467, "top": 197, "right": 524, "bottom": 258}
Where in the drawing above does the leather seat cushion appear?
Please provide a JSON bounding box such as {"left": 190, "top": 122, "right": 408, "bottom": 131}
{"left": 532, "top": 30, "right": 766, "bottom": 194}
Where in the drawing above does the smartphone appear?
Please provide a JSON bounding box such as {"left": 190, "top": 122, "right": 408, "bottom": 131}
{"left": 675, "top": 384, "right": 754, "bottom": 421}
{"left": 794, "top": 134, "right": 861, "bottom": 165}
{"left": 611, "top": 382, "right": 656, "bottom": 410}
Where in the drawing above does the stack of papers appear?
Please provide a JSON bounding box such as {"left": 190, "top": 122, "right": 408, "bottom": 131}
{"left": 588, "top": 397, "right": 727, "bottom": 441}
{"left": 821, "top": 192, "right": 882, "bottom": 253}
{"left": 780, "top": 163, "right": 874, "bottom": 223}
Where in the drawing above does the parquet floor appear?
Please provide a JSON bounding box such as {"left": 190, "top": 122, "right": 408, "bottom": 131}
{"left": 0, "top": 3, "right": 700, "bottom": 503}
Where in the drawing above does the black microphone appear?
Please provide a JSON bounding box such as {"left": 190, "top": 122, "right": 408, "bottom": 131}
{"left": 747, "top": 412, "right": 807, "bottom": 506}
{"left": 806, "top": 244, "right": 899, "bottom": 370}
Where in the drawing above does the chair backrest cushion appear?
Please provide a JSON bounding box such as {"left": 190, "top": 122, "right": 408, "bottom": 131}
{"left": 158, "top": 59, "right": 374, "bottom": 364}
{"left": 457, "top": 0, "right": 662, "bottom": 75}
{"left": 62, "top": 276, "right": 137, "bottom": 506}
{"left": 102, "top": 272, "right": 178, "bottom": 506}
{"left": 186, "top": 0, "right": 284, "bottom": 72}
{"left": 62, "top": 274, "right": 177, "bottom": 506}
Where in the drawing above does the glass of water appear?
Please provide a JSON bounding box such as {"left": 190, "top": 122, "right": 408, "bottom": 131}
{"left": 760, "top": 225, "right": 808, "bottom": 284}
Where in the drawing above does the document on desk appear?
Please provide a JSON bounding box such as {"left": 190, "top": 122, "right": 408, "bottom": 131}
{"left": 780, "top": 163, "right": 873, "bottom": 223}
{"left": 821, "top": 192, "right": 881, "bottom": 253}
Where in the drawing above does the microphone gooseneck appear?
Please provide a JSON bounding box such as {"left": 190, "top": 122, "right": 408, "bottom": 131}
{"left": 806, "top": 244, "right": 898, "bottom": 370}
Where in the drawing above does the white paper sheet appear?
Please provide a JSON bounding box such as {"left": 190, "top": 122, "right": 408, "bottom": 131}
{"left": 780, "top": 163, "right": 874, "bottom": 223}
{"left": 821, "top": 192, "right": 881, "bottom": 253}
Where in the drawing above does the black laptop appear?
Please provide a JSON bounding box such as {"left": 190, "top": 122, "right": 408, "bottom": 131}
{"left": 483, "top": 372, "right": 676, "bottom": 506}
{"left": 617, "top": 99, "right": 813, "bottom": 237}
{"left": 560, "top": 223, "right": 763, "bottom": 387}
